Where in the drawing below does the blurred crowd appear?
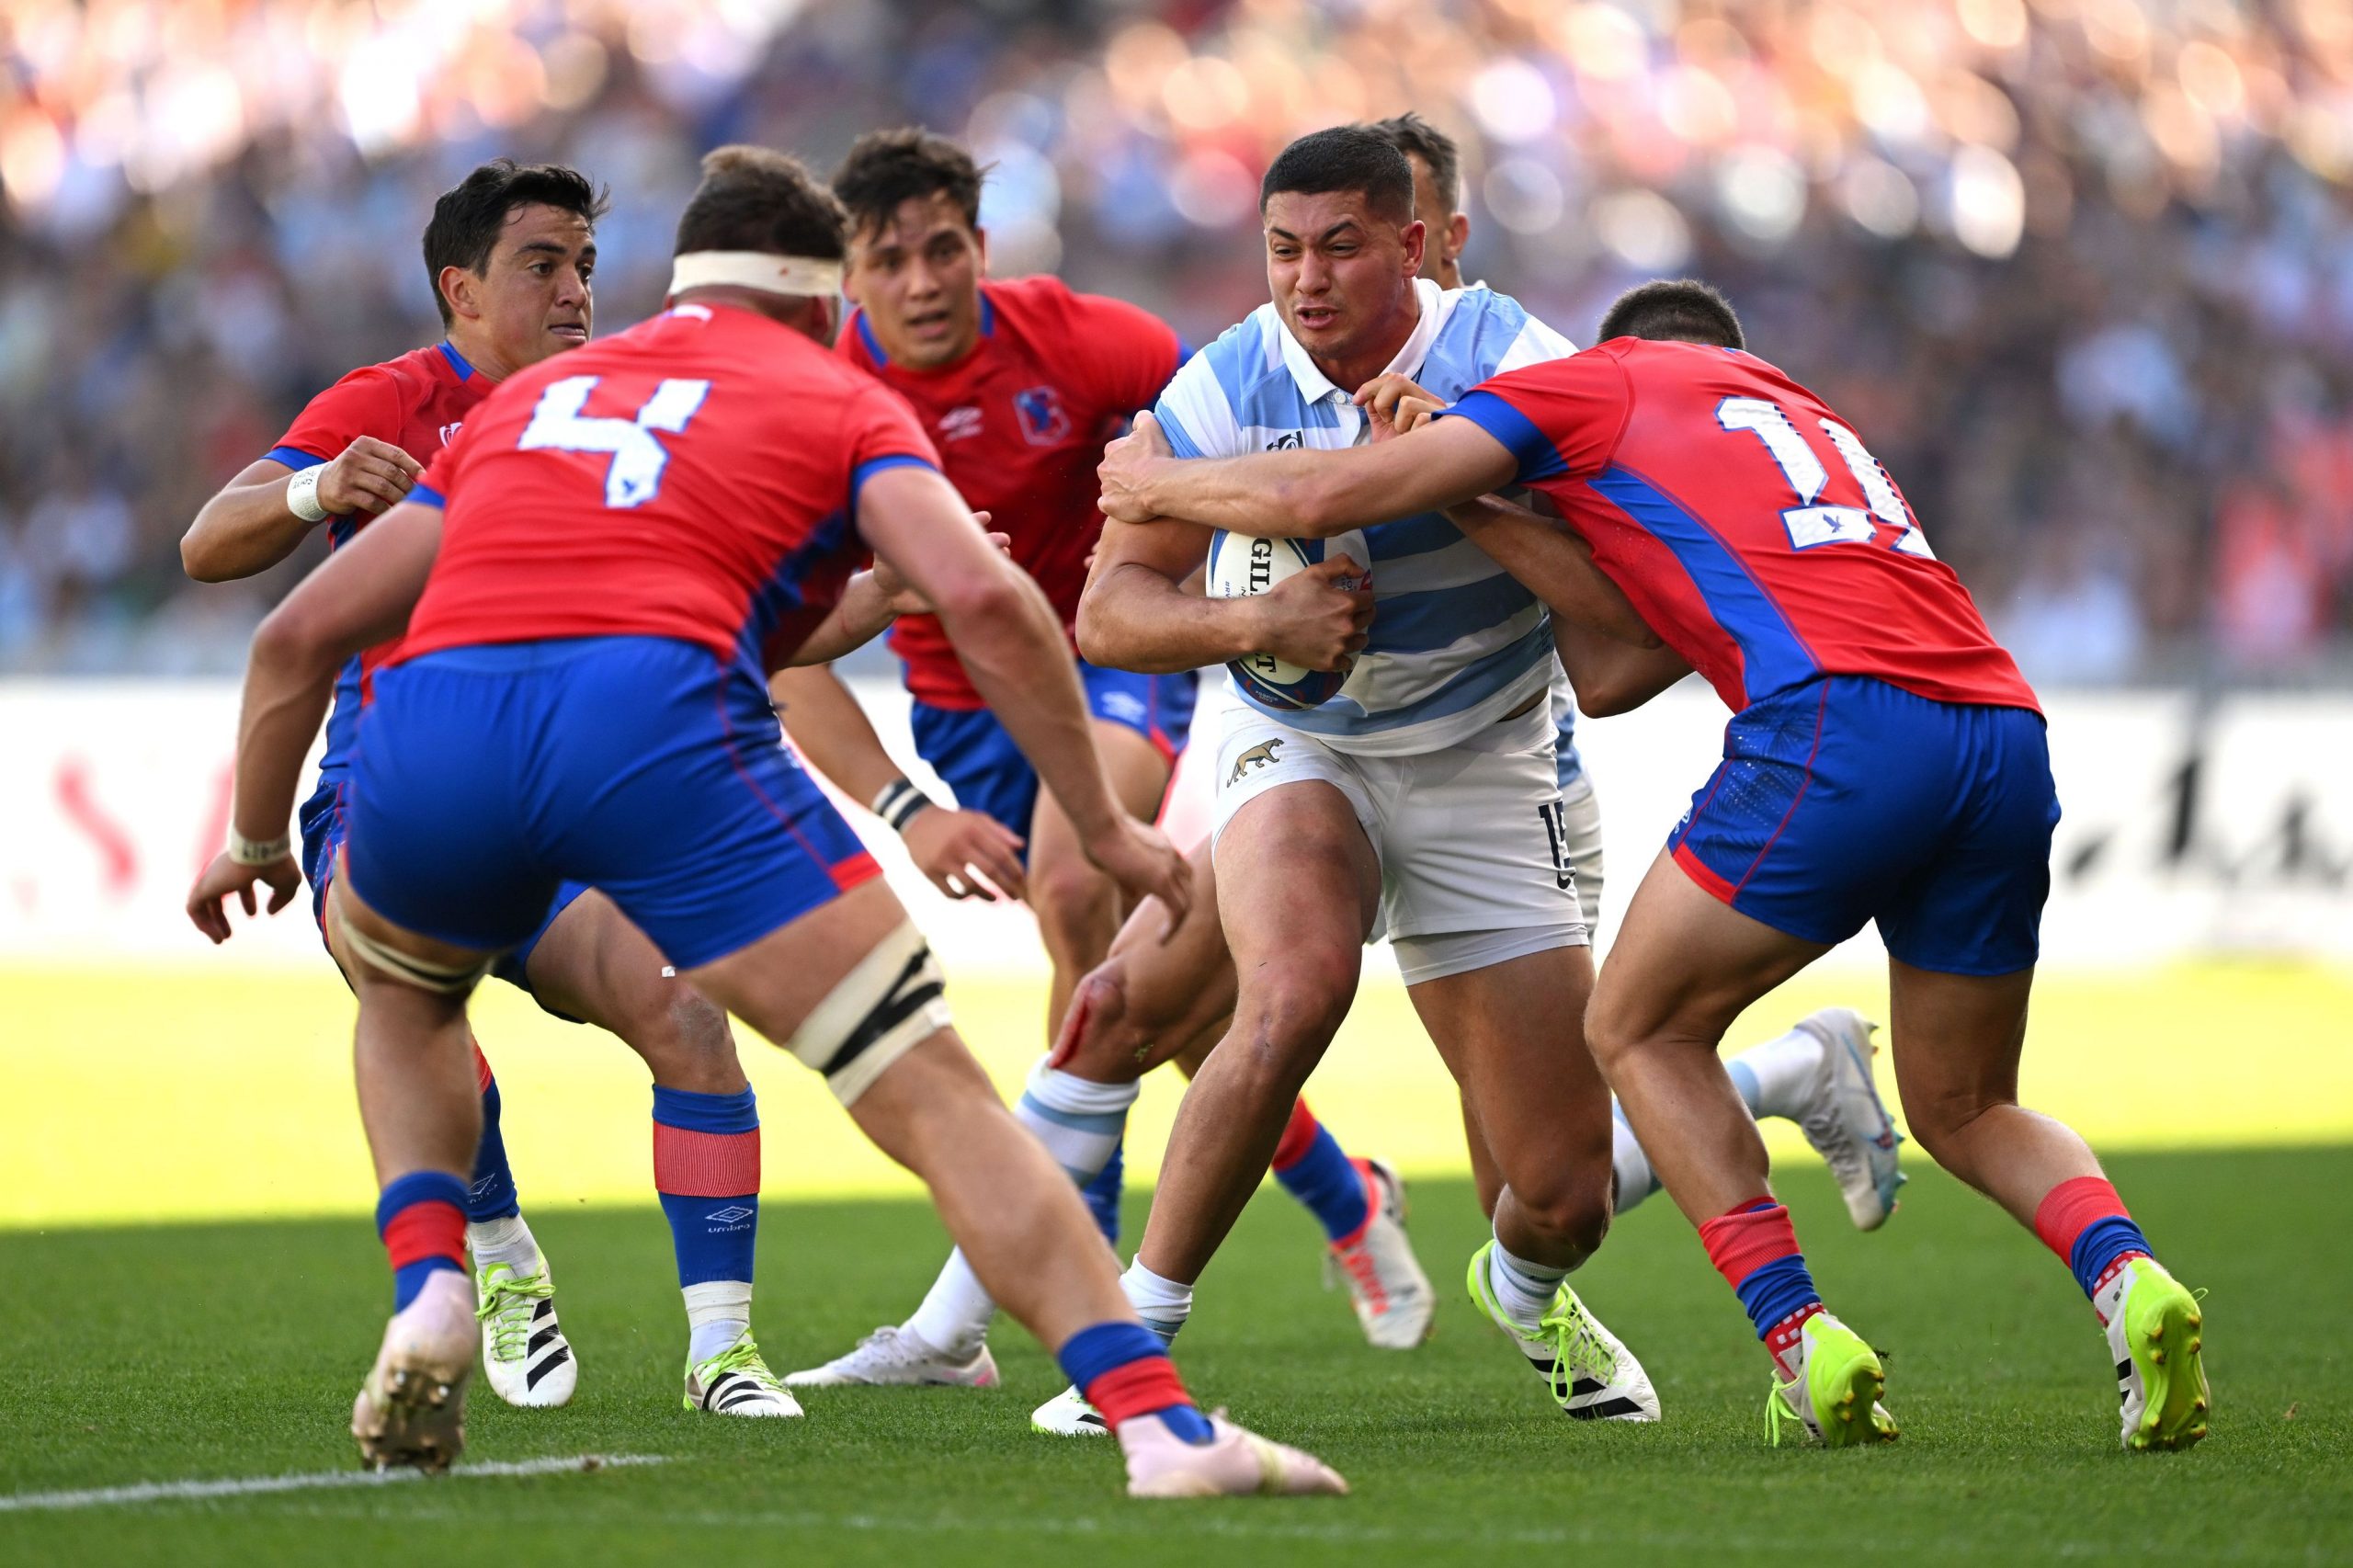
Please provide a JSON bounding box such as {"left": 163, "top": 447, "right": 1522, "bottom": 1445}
{"left": 1, "top": 0, "right": 2349, "bottom": 682}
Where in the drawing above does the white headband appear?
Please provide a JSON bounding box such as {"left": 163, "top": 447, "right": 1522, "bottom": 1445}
{"left": 668, "top": 250, "right": 843, "bottom": 299}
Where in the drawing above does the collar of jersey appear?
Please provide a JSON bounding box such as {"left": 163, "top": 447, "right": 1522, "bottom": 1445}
{"left": 437, "top": 341, "right": 477, "bottom": 381}
{"left": 1275, "top": 277, "right": 1449, "bottom": 407}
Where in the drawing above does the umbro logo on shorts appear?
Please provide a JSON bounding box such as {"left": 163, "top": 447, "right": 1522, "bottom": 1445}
{"left": 1227, "top": 737, "right": 1284, "bottom": 786}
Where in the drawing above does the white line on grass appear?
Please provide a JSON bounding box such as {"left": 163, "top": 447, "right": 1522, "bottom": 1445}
{"left": 0, "top": 1452, "right": 667, "bottom": 1513}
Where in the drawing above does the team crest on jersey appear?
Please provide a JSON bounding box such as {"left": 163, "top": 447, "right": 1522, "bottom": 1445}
{"left": 938, "top": 406, "right": 984, "bottom": 442}
{"left": 1014, "top": 386, "right": 1071, "bottom": 445}
{"left": 1266, "top": 432, "right": 1302, "bottom": 450}
{"left": 438, "top": 422, "right": 464, "bottom": 446}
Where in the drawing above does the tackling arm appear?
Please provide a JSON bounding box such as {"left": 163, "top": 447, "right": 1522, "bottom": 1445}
{"left": 1097, "top": 411, "right": 1518, "bottom": 540}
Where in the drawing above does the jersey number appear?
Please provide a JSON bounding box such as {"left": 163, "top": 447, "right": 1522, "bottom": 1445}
{"left": 1715, "top": 396, "right": 1933, "bottom": 559}
{"left": 520, "top": 375, "right": 711, "bottom": 508}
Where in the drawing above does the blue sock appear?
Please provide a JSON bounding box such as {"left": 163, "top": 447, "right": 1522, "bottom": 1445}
{"left": 1733, "top": 1255, "right": 1822, "bottom": 1338}
{"left": 467, "top": 1075, "right": 521, "bottom": 1222}
{"left": 651, "top": 1085, "right": 760, "bottom": 1287}
{"left": 1081, "top": 1141, "right": 1125, "bottom": 1245}
{"left": 1057, "top": 1322, "right": 1213, "bottom": 1442}
{"left": 377, "top": 1170, "right": 469, "bottom": 1311}
{"left": 2069, "top": 1214, "right": 2153, "bottom": 1299}
{"left": 1273, "top": 1119, "right": 1368, "bottom": 1244}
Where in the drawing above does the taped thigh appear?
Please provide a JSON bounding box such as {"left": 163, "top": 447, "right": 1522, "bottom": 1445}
{"left": 333, "top": 903, "right": 493, "bottom": 994}
{"left": 785, "top": 920, "right": 953, "bottom": 1105}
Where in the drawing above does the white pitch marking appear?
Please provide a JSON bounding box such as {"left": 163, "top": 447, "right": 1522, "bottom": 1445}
{"left": 0, "top": 1452, "right": 667, "bottom": 1513}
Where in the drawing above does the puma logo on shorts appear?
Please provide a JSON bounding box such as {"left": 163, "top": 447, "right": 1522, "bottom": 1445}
{"left": 1227, "top": 737, "right": 1284, "bottom": 786}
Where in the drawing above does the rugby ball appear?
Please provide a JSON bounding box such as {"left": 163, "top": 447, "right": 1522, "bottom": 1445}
{"left": 1205, "top": 528, "right": 1370, "bottom": 710}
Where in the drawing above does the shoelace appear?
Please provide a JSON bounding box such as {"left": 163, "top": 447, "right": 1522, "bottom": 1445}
{"left": 1539, "top": 1297, "right": 1617, "bottom": 1403}
{"left": 699, "top": 1335, "right": 783, "bottom": 1392}
{"left": 1765, "top": 1376, "right": 1807, "bottom": 1446}
{"left": 474, "top": 1267, "right": 553, "bottom": 1364}
{"left": 1329, "top": 1244, "right": 1392, "bottom": 1312}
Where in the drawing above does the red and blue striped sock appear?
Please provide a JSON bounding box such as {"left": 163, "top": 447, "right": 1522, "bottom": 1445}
{"left": 1270, "top": 1100, "right": 1369, "bottom": 1244}
{"left": 652, "top": 1086, "right": 759, "bottom": 1290}
{"left": 377, "top": 1169, "right": 469, "bottom": 1312}
{"left": 465, "top": 1045, "right": 521, "bottom": 1222}
{"left": 2033, "top": 1176, "right": 2152, "bottom": 1301}
{"left": 1057, "top": 1322, "right": 1212, "bottom": 1442}
{"left": 1699, "top": 1198, "right": 1823, "bottom": 1373}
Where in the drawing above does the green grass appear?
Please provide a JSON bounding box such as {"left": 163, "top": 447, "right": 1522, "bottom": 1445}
{"left": 2, "top": 1149, "right": 2346, "bottom": 1566}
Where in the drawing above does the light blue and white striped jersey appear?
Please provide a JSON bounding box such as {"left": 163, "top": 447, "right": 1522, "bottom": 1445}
{"left": 1156, "top": 279, "right": 1575, "bottom": 756}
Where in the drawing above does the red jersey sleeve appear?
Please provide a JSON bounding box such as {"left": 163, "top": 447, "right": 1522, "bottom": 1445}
{"left": 1040, "top": 281, "right": 1186, "bottom": 418}
{"left": 842, "top": 379, "right": 943, "bottom": 487}
{"left": 267, "top": 362, "right": 411, "bottom": 470}
{"left": 1442, "top": 348, "right": 1632, "bottom": 487}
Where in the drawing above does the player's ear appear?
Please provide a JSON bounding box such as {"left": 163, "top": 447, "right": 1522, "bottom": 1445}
{"left": 1399, "top": 217, "right": 1427, "bottom": 278}
{"left": 1445, "top": 212, "right": 1470, "bottom": 265}
{"left": 971, "top": 225, "right": 988, "bottom": 276}
{"left": 438, "top": 265, "right": 479, "bottom": 327}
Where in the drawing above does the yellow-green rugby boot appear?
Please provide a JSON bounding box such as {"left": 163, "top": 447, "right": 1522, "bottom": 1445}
{"left": 2097, "top": 1256, "right": 2210, "bottom": 1451}
{"left": 1766, "top": 1312, "right": 1899, "bottom": 1448}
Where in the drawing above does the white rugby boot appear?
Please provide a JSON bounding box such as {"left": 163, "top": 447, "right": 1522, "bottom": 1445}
{"left": 1790, "top": 1008, "right": 1908, "bottom": 1230}
{"left": 1032, "top": 1383, "right": 1110, "bottom": 1436}
{"left": 475, "top": 1260, "right": 576, "bottom": 1408}
{"left": 783, "top": 1324, "right": 1000, "bottom": 1389}
{"left": 1324, "top": 1159, "right": 1437, "bottom": 1349}
{"left": 2097, "top": 1256, "right": 2211, "bottom": 1451}
{"left": 1467, "top": 1242, "right": 1659, "bottom": 1421}
{"left": 684, "top": 1330, "right": 803, "bottom": 1418}
{"left": 1120, "top": 1411, "right": 1348, "bottom": 1498}
{"left": 352, "top": 1269, "right": 477, "bottom": 1472}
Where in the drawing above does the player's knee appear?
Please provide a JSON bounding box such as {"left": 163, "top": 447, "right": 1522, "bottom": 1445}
{"left": 1030, "top": 857, "right": 1119, "bottom": 957}
{"left": 1900, "top": 1080, "right": 2015, "bottom": 1165}
{"left": 606, "top": 967, "right": 737, "bottom": 1081}
{"left": 1227, "top": 953, "right": 1354, "bottom": 1081}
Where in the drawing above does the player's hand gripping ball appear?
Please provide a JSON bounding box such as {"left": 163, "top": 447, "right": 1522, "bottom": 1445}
{"left": 1206, "top": 529, "right": 1372, "bottom": 710}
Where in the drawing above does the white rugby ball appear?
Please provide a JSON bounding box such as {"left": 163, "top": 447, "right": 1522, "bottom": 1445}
{"left": 1204, "top": 528, "right": 1369, "bottom": 710}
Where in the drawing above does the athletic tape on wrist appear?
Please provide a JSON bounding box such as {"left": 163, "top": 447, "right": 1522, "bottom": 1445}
{"left": 784, "top": 919, "right": 951, "bottom": 1106}
{"left": 870, "top": 778, "right": 937, "bottom": 835}
{"left": 229, "top": 829, "right": 293, "bottom": 866}
{"left": 668, "top": 250, "right": 842, "bottom": 299}
{"left": 285, "top": 465, "right": 329, "bottom": 523}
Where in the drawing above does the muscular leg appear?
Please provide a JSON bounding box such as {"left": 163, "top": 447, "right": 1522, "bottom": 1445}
{"left": 687, "top": 879, "right": 1139, "bottom": 1353}
{"left": 1028, "top": 722, "right": 1177, "bottom": 1041}
{"left": 525, "top": 890, "right": 745, "bottom": 1093}
{"left": 1133, "top": 783, "right": 1378, "bottom": 1289}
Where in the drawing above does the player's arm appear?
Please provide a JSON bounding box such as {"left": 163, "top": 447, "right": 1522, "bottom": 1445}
{"left": 853, "top": 463, "right": 1188, "bottom": 927}
{"left": 180, "top": 438, "right": 426, "bottom": 582}
{"left": 186, "top": 501, "right": 443, "bottom": 942}
{"left": 769, "top": 663, "right": 1027, "bottom": 903}
{"left": 1098, "top": 409, "right": 1516, "bottom": 540}
{"left": 779, "top": 519, "right": 1006, "bottom": 666}
{"left": 1076, "top": 517, "right": 1371, "bottom": 676}
{"left": 1552, "top": 619, "right": 1691, "bottom": 718}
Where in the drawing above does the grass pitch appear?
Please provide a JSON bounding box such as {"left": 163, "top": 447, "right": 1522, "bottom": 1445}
{"left": 2, "top": 1149, "right": 2347, "bottom": 1566}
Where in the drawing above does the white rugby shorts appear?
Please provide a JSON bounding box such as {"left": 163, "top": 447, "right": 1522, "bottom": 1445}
{"left": 1211, "top": 697, "right": 1589, "bottom": 982}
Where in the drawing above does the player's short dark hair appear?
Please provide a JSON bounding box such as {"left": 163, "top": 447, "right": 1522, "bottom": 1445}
{"left": 422, "top": 159, "right": 608, "bottom": 328}
{"left": 1596, "top": 279, "right": 1745, "bottom": 349}
{"left": 674, "top": 145, "right": 848, "bottom": 264}
{"left": 1260, "top": 126, "right": 1415, "bottom": 225}
{"left": 1362, "top": 112, "right": 1461, "bottom": 216}
{"left": 833, "top": 128, "right": 983, "bottom": 244}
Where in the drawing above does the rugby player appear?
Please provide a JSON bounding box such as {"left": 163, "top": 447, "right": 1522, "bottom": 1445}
{"left": 186, "top": 146, "right": 1347, "bottom": 1496}
{"left": 1097, "top": 278, "right": 2211, "bottom": 1453}
{"left": 181, "top": 162, "right": 788, "bottom": 1418}
{"left": 776, "top": 130, "right": 1427, "bottom": 1391}
{"left": 1076, "top": 127, "right": 1659, "bottom": 1426}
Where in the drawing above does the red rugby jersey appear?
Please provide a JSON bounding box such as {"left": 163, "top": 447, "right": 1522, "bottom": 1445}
{"left": 399, "top": 301, "right": 938, "bottom": 672}
{"left": 835, "top": 275, "right": 1183, "bottom": 708}
{"left": 266, "top": 341, "right": 494, "bottom": 772}
{"left": 1446, "top": 338, "right": 2039, "bottom": 715}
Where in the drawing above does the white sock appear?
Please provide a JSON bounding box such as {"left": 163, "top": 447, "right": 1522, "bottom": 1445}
{"left": 1610, "top": 1108, "right": 1659, "bottom": 1213}
{"left": 905, "top": 1249, "right": 996, "bottom": 1360}
{"left": 467, "top": 1214, "right": 540, "bottom": 1273}
{"left": 684, "top": 1278, "right": 752, "bottom": 1364}
{"left": 1120, "top": 1260, "right": 1194, "bottom": 1345}
{"left": 1726, "top": 1027, "right": 1824, "bottom": 1121}
{"left": 1015, "top": 1056, "right": 1142, "bottom": 1176}
{"left": 1485, "top": 1233, "right": 1569, "bottom": 1334}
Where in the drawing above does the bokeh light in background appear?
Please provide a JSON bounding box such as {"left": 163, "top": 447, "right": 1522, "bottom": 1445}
{"left": 1, "top": 0, "right": 2349, "bottom": 683}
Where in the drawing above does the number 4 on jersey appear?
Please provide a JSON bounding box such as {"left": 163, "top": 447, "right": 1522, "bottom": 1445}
{"left": 520, "top": 375, "right": 711, "bottom": 508}
{"left": 1716, "top": 395, "right": 1933, "bottom": 560}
